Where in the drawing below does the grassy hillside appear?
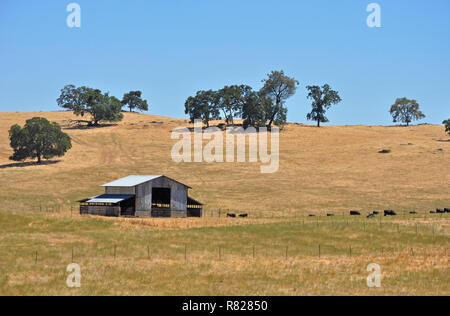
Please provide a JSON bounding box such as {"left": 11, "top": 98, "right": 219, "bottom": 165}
{"left": 0, "top": 111, "right": 449, "bottom": 296}
{"left": 0, "top": 111, "right": 449, "bottom": 216}
{"left": 0, "top": 211, "right": 449, "bottom": 295}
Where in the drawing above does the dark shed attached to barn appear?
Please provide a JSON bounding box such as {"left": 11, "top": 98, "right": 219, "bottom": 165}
{"left": 80, "top": 175, "right": 203, "bottom": 218}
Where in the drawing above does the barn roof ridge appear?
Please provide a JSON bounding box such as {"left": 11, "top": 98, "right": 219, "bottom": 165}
{"left": 101, "top": 175, "right": 191, "bottom": 188}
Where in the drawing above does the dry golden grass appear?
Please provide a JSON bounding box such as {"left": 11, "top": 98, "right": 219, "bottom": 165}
{"left": 0, "top": 111, "right": 449, "bottom": 216}
{"left": 0, "top": 211, "right": 448, "bottom": 296}
{"left": 0, "top": 111, "right": 449, "bottom": 296}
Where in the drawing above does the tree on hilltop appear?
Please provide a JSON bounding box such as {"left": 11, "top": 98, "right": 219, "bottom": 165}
{"left": 122, "top": 91, "right": 149, "bottom": 112}
{"left": 57, "top": 85, "right": 123, "bottom": 126}
{"left": 306, "top": 84, "right": 342, "bottom": 127}
{"left": 9, "top": 117, "right": 72, "bottom": 164}
{"left": 259, "top": 70, "right": 299, "bottom": 128}
{"left": 389, "top": 98, "right": 425, "bottom": 126}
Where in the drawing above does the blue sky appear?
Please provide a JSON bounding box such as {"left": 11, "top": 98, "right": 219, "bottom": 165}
{"left": 0, "top": 0, "right": 449, "bottom": 125}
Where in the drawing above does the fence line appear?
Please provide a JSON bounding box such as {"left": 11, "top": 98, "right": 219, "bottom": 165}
{"left": 0, "top": 244, "right": 448, "bottom": 267}
{"left": 2, "top": 202, "right": 449, "bottom": 221}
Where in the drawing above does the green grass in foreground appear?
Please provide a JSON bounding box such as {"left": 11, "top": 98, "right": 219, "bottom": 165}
{"left": 0, "top": 211, "right": 449, "bottom": 295}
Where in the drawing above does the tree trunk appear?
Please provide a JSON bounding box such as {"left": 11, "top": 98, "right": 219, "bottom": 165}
{"left": 268, "top": 113, "right": 276, "bottom": 128}
{"left": 317, "top": 120, "right": 320, "bottom": 127}
{"left": 37, "top": 155, "right": 41, "bottom": 164}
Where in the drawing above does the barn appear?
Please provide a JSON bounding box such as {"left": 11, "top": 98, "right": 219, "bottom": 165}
{"left": 79, "top": 175, "right": 203, "bottom": 218}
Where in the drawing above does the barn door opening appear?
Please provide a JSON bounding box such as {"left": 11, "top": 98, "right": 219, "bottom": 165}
{"left": 152, "top": 188, "right": 171, "bottom": 208}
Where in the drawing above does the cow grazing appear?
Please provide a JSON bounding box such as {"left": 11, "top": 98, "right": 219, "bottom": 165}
{"left": 350, "top": 211, "right": 361, "bottom": 216}
{"left": 436, "top": 209, "right": 445, "bottom": 214}
{"left": 384, "top": 210, "right": 397, "bottom": 216}
{"left": 227, "top": 213, "right": 236, "bottom": 218}
{"left": 372, "top": 211, "right": 380, "bottom": 215}
{"left": 410, "top": 211, "right": 417, "bottom": 215}
{"left": 327, "top": 214, "right": 334, "bottom": 217}
{"left": 239, "top": 214, "right": 248, "bottom": 218}
{"left": 445, "top": 208, "right": 450, "bottom": 213}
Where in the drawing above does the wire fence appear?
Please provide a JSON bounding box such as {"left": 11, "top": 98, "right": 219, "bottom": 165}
{"left": 0, "top": 243, "right": 449, "bottom": 266}
{"left": 5, "top": 202, "right": 450, "bottom": 220}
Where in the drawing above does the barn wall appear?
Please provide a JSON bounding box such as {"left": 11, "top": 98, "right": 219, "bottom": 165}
{"left": 135, "top": 181, "right": 152, "bottom": 214}
{"left": 105, "top": 186, "right": 135, "bottom": 195}
{"left": 80, "top": 205, "right": 121, "bottom": 217}
{"left": 135, "top": 177, "right": 188, "bottom": 215}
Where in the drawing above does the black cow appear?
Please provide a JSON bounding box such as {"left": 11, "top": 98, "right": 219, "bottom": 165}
{"left": 367, "top": 214, "right": 376, "bottom": 219}
{"left": 445, "top": 208, "right": 450, "bottom": 213}
{"left": 227, "top": 213, "right": 236, "bottom": 218}
{"left": 308, "top": 214, "right": 316, "bottom": 217}
{"left": 436, "top": 209, "right": 445, "bottom": 214}
{"left": 410, "top": 211, "right": 417, "bottom": 215}
{"left": 373, "top": 211, "right": 380, "bottom": 215}
{"left": 384, "top": 210, "right": 397, "bottom": 216}
{"left": 327, "top": 214, "right": 334, "bottom": 217}
{"left": 350, "top": 211, "right": 361, "bottom": 216}
{"left": 239, "top": 214, "right": 248, "bottom": 218}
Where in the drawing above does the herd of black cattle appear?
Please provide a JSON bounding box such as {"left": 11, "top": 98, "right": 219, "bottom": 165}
{"left": 226, "top": 208, "right": 450, "bottom": 219}
{"left": 347, "top": 208, "right": 450, "bottom": 219}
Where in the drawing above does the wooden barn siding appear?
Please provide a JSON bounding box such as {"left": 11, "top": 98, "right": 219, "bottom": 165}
{"left": 135, "top": 177, "right": 188, "bottom": 214}
{"left": 105, "top": 186, "right": 136, "bottom": 195}
{"left": 80, "top": 205, "right": 120, "bottom": 217}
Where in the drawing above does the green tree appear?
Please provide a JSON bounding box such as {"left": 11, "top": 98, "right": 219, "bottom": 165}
{"left": 216, "top": 85, "right": 253, "bottom": 126}
{"left": 259, "top": 70, "right": 299, "bottom": 127}
{"left": 56, "top": 85, "right": 91, "bottom": 116}
{"left": 242, "top": 92, "right": 269, "bottom": 129}
{"left": 57, "top": 85, "right": 123, "bottom": 126}
{"left": 9, "top": 117, "right": 72, "bottom": 164}
{"left": 122, "top": 91, "right": 149, "bottom": 112}
{"left": 89, "top": 92, "right": 124, "bottom": 126}
{"left": 306, "top": 84, "right": 342, "bottom": 127}
{"left": 184, "top": 90, "right": 220, "bottom": 127}
{"left": 443, "top": 119, "right": 450, "bottom": 135}
{"left": 389, "top": 98, "right": 425, "bottom": 126}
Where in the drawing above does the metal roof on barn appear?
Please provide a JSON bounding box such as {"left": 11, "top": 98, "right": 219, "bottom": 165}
{"left": 102, "top": 175, "right": 191, "bottom": 188}
{"left": 86, "top": 194, "right": 134, "bottom": 204}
